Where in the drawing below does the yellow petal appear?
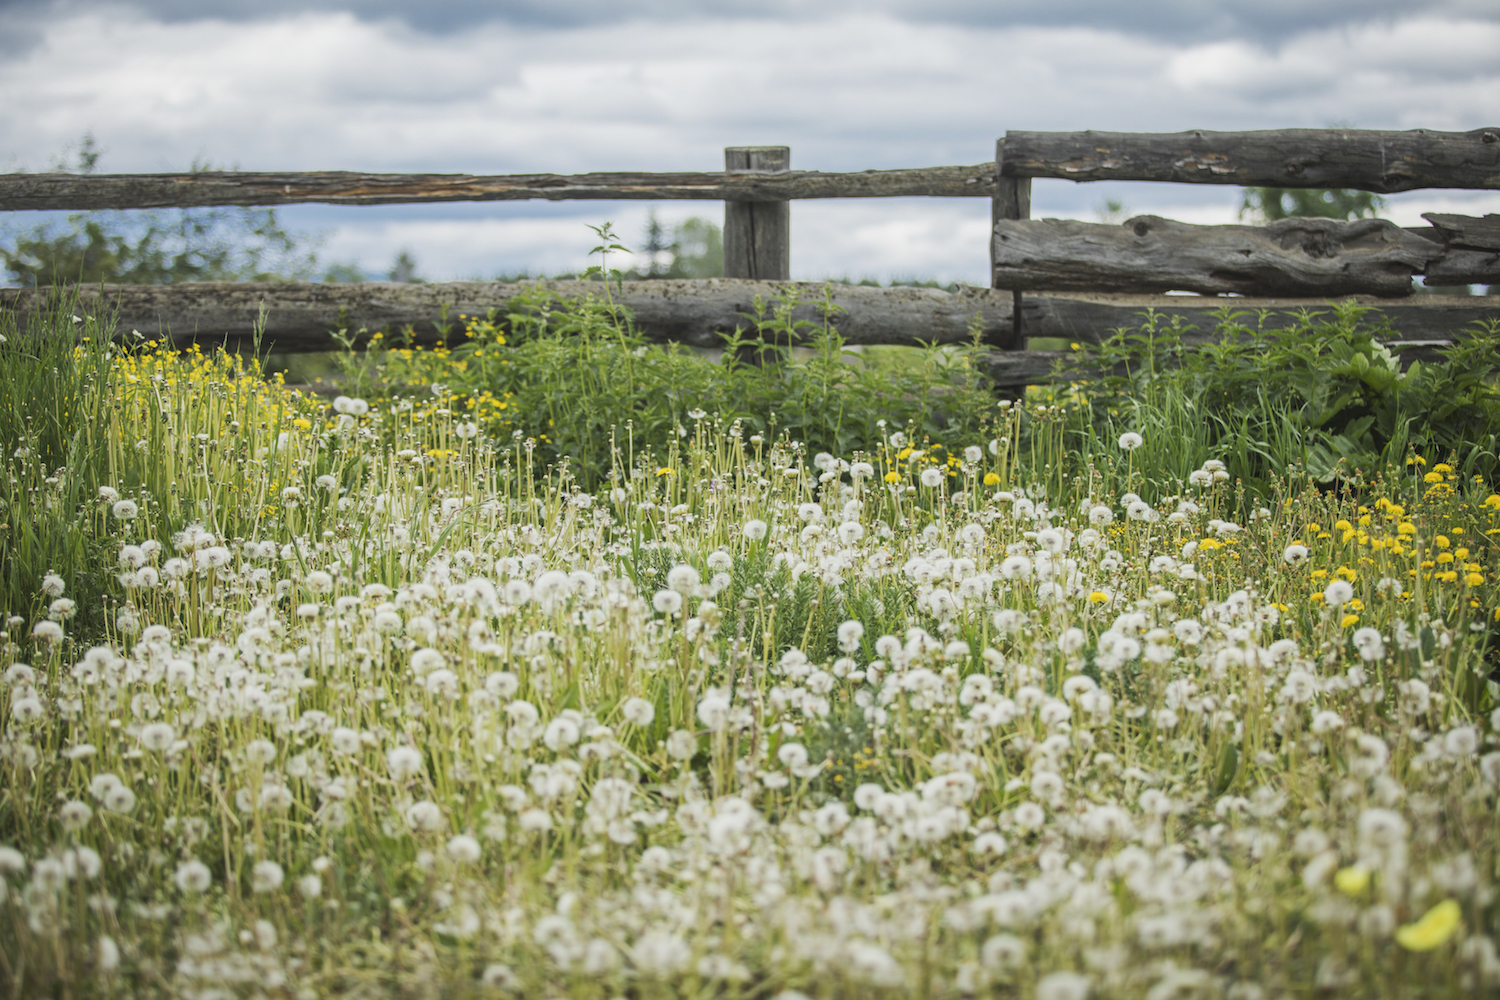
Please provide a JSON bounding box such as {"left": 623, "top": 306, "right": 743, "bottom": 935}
{"left": 1333, "top": 866, "right": 1370, "bottom": 895}
{"left": 1394, "top": 899, "right": 1462, "bottom": 952}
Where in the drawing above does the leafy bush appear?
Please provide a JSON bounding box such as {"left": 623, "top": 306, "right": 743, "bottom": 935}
{"left": 341, "top": 277, "right": 1000, "bottom": 489}
{"left": 1056, "top": 302, "right": 1500, "bottom": 494}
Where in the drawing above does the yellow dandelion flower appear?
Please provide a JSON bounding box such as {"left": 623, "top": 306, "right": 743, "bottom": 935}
{"left": 1395, "top": 899, "right": 1462, "bottom": 952}
{"left": 1334, "top": 866, "right": 1371, "bottom": 895}
{"left": 1340, "top": 614, "right": 1360, "bottom": 628}
{"left": 983, "top": 472, "right": 1000, "bottom": 486}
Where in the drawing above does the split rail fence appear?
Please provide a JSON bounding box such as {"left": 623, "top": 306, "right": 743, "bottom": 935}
{"left": 1, "top": 128, "right": 1498, "bottom": 387}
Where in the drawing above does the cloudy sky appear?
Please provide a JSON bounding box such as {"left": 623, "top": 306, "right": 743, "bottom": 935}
{"left": 2, "top": 0, "right": 1498, "bottom": 283}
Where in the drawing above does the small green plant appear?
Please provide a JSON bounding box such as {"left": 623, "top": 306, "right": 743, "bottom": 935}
{"left": 335, "top": 231, "right": 1004, "bottom": 488}
{"left": 1055, "top": 303, "right": 1500, "bottom": 494}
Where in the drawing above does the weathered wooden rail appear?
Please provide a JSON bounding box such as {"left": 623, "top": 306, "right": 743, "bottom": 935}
{"left": 2, "top": 128, "right": 1497, "bottom": 376}
{"left": 1, "top": 281, "right": 1484, "bottom": 388}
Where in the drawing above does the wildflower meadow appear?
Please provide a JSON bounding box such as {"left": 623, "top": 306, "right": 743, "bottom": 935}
{"left": 2, "top": 282, "right": 1499, "bottom": 1000}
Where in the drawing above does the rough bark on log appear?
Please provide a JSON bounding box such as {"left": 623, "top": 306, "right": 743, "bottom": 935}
{"left": 0, "top": 165, "right": 999, "bottom": 212}
{"left": 1422, "top": 213, "right": 1500, "bottom": 251}
{"left": 0, "top": 280, "right": 1015, "bottom": 352}
{"left": 992, "top": 216, "right": 1440, "bottom": 297}
{"left": 4, "top": 282, "right": 1490, "bottom": 357}
{"left": 1024, "top": 292, "right": 1497, "bottom": 346}
{"left": 1416, "top": 213, "right": 1500, "bottom": 285}
{"left": 999, "top": 128, "right": 1500, "bottom": 193}
{"left": 976, "top": 334, "right": 1468, "bottom": 388}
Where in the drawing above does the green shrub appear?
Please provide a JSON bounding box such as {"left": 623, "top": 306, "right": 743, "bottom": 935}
{"left": 1055, "top": 301, "right": 1500, "bottom": 494}
{"left": 342, "top": 282, "right": 1001, "bottom": 490}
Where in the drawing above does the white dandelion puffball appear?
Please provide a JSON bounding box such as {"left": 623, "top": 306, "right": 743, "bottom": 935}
{"left": 920, "top": 467, "right": 945, "bottom": 488}
{"left": 175, "top": 859, "right": 213, "bottom": 894}
{"left": 405, "top": 800, "right": 445, "bottom": 832}
{"left": 446, "top": 834, "right": 482, "bottom": 863}
{"left": 837, "top": 619, "right": 865, "bottom": 653}
{"left": 666, "top": 730, "right": 698, "bottom": 761}
{"left": 1118, "top": 432, "right": 1143, "bottom": 451}
{"left": 139, "top": 722, "right": 176, "bottom": 753}
{"left": 1323, "top": 579, "right": 1354, "bottom": 607}
{"left": 543, "top": 716, "right": 580, "bottom": 751}
{"left": 665, "top": 563, "right": 701, "bottom": 593}
{"left": 621, "top": 697, "right": 656, "bottom": 727}
{"left": 742, "top": 519, "right": 768, "bottom": 541}
{"left": 250, "top": 860, "right": 284, "bottom": 893}
{"left": 387, "top": 746, "right": 425, "bottom": 781}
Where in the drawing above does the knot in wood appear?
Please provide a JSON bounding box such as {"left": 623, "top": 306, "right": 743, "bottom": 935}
{"left": 1484, "top": 131, "right": 1499, "bottom": 144}
{"left": 1133, "top": 220, "right": 1151, "bottom": 237}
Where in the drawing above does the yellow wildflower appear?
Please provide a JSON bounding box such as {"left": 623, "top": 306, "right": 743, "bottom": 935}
{"left": 1395, "top": 899, "right": 1462, "bottom": 952}
{"left": 1334, "top": 866, "right": 1370, "bottom": 895}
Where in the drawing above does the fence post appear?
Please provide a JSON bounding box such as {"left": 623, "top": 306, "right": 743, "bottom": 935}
{"left": 991, "top": 137, "right": 1030, "bottom": 348}
{"left": 723, "top": 146, "right": 791, "bottom": 280}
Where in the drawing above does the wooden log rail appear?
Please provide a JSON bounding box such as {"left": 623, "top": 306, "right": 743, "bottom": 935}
{"left": 999, "top": 128, "right": 1500, "bottom": 193}
{"left": 0, "top": 164, "right": 998, "bottom": 212}
{"left": 2, "top": 282, "right": 1488, "bottom": 380}
{"left": 990, "top": 215, "right": 1500, "bottom": 296}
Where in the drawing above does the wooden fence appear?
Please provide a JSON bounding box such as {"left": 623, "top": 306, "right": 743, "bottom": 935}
{"left": 1, "top": 129, "right": 1497, "bottom": 386}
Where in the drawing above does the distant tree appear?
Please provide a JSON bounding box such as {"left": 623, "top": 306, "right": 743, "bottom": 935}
{"left": 321, "top": 261, "right": 367, "bottom": 283}
{"left": 664, "top": 217, "right": 722, "bottom": 279}
{"left": 386, "top": 250, "right": 423, "bottom": 283}
{"left": 641, "top": 211, "right": 677, "bottom": 278}
{"left": 1, "top": 133, "right": 325, "bottom": 287}
{"left": 1238, "top": 187, "right": 1384, "bottom": 222}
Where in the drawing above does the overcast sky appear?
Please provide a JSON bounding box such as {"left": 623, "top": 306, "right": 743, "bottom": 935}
{"left": 2, "top": 0, "right": 1498, "bottom": 283}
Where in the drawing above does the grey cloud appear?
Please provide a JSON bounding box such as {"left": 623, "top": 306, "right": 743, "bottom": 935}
{"left": 6, "top": 0, "right": 1499, "bottom": 44}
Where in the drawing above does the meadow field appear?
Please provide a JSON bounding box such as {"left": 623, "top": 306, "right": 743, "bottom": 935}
{"left": 1, "top": 283, "right": 1499, "bottom": 999}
